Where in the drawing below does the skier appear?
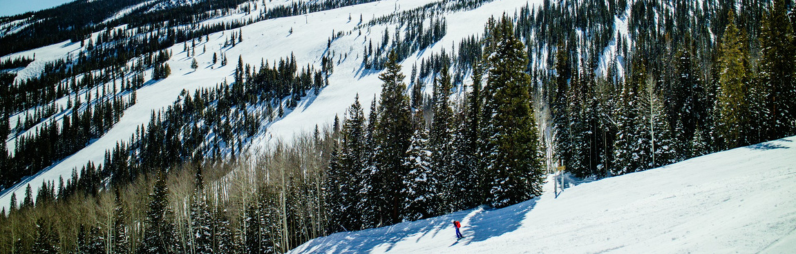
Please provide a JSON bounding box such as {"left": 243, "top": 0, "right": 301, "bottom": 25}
{"left": 453, "top": 220, "right": 463, "bottom": 239}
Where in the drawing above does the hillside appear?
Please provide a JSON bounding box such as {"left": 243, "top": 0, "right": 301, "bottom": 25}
{"left": 291, "top": 136, "right": 796, "bottom": 254}
{"left": 0, "top": 0, "right": 795, "bottom": 252}
{"left": 0, "top": 0, "right": 534, "bottom": 214}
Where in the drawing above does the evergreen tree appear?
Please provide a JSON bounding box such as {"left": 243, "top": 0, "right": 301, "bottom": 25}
{"left": 139, "top": 173, "right": 178, "bottom": 254}
{"left": 759, "top": 0, "right": 796, "bottom": 140}
{"left": 611, "top": 80, "right": 636, "bottom": 175}
{"left": 323, "top": 146, "right": 344, "bottom": 232}
{"left": 690, "top": 126, "right": 709, "bottom": 157}
{"left": 213, "top": 209, "right": 233, "bottom": 253}
{"left": 113, "top": 189, "right": 130, "bottom": 254}
{"left": 190, "top": 166, "right": 213, "bottom": 254}
{"left": 636, "top": 77, "right": 676, "bottom": 169}
{"left": 551, "top": 40, "right": 573, "bottom": 179}
{"left": 482, "top": 16, "right": 544, "bottom": 208}
{"left": 716, "top": 11, "right": 750, "bottom": 149}
{"left": 401, "top": 125, "right": 433, "bottom": 221}
{"left": 429, "top": 63, "right": 454, "bottom": 214}
{"left": 338, "top": 95, "right": 367, "bottom": 230}
{"left": 372, "top": 50, "right": 412, "bottom": 225}
{"left": 32, "top": 218, "right": 58, "bottom": 253}
{"left": 460, "top": 61, "right": 483, "bottom": 208}
{"left": 22, "top": 184, "right": 33, "bottom": 209}
{"left": 8, "top": 192, "right": 16, "bottom": 212}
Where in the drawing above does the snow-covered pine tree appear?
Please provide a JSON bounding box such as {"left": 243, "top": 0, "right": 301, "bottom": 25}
{"left": 551, "top": 40, "right": 572, "bottom": 178}
{"left": 323, "top": 146, "right": 345, "bottom": 232}
{"left": 690, "top": 126, "right": 709, "bottom": 158}
{"left": 372, "top": 50, "right": 412, "bottom": 225}
{"left": 243, "top": 202, "right": 261, "bottom": 253}
{"left": 32, "top": 217, "right": 58, "bottom": 253}
{"left": 87, "top": 226, "right": 105, "bottom": 253}
{"left": 339, "top": 95, "right": 367, "bottom": 230}
{"left": 611, "top": 79, "right": 637, "bottom": 176}
{"left": 139, "top": 173, "right": 179, "bottom": 254}
{"left": 429, "top": 63, "right": 454, "bottom": 214}
{"left": 565, "top": 71, "right": 587, "bottom": 177}
{"left": 636, "top": 76, "right": 676, "bottom": 169}
{"left": 401, "top": 122, "right": 433, "bottom": 221}
{"left": 459, "top": 61, "right": 483, "bottom": 208}
{"left": 190, "top": 166, "right": 213, "bottom": 254}
{"left": 759, "top": 0, "right": 796, "bottom": 140}
{"left": 213, "top": 209, "right": 234, "bottom": 253}
{"left": 113, "top": 189, "right": 130, "bottom": 254}
{"left": 482, "top": 16, "right": 544, "bottom": 208}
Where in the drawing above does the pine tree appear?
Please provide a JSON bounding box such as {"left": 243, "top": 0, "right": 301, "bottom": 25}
{"left": 482, "top": 16, "right": 544, "bottom": 208}
{"left": 402, "top": 125, "right": 433, "bottom": 221}
{"left": 551, "top": 40, "right": 572, "bottom": 179}
{"left": 22, "top": 184, "right": 33, "bottom": 209}
{"left": 759, "top": 0, "right": 796, "bottom": 140}
{"left": 192, "top": 58, "right": 199, "bottom": 70}
{"left": 213, "top": 209, "right": 233, "bottom": 253}
{"left": 690, "top": 126, "right": 709, "bottom": 157}
{"left": 460, "top": 61, "right": 483, "bottom": 208}
{"left": 324, "top": 146, "right": 345, "bottom": 232}
{"left": 636, "top": 76, "right": 676, "bottom": 169}
{"left": 716, "top": 11, "right": 750, "bottom": 149}
{"left": 139, "top": 173, "right": 178, "bottom": 254}
{"left": 191, "top": 166, "right": 213, "bottom": 254}
{"left": 113, "top": 189, "right": 130, "bottom": 254}
{"left": 32, "top": 218, "right": 58, "bottom": 253}
{"left": 611, "top": 80, "right": 636, "bottom": 175}
{"left": 338, "top": 95, "right": 367, "bottom": 230}
{"left": 8, "top": 192, "right": 16, "bottom": 212}
{"left": 429, "top": 63, "right": 454, "bottom": 214}
{"left": 372, "top": 50, "right": 412, "bottom": 225}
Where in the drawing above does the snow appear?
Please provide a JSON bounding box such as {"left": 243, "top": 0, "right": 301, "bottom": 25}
{"left": 290, "top": 136, "right": 796, "bottom": 253}
{"left": 101, "top": 0, "right": 157, "bottom": 24}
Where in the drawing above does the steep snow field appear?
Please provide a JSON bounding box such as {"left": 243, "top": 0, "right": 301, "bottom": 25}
{"left": 290, "top": 136, "right": 796, "bottom": 254}
{"left": 0, "top": 0, "right": 536, "bottom": 212}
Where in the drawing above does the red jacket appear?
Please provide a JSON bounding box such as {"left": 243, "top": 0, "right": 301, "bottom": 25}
{"left": 454, "top": 221, "right": 461, "bottom": 228}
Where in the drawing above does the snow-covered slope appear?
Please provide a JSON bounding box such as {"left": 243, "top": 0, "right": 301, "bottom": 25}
{"left": 290, "top": 136, "right": 796, "bottom": 254}
{"left": 0, "top": 0, "right": 536, "bottom": 212}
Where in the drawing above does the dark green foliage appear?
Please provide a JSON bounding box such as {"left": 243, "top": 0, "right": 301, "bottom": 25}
{"left": 402, "top": 127, "right": 434, "bottom": 221}
{"left": 482, "top": 16, "right": 544, "bottom": 208}
{"left": 32, "top": 218, "right": 58, "bottom": 254}
{"left": 429, "top": 64, "right": 455, "bottom": 213}
{"left": 372, "top": 51, "right": 413, "bottom": 225}
{"left": 140, "top": 173, "right": 178, "bottom": 254}
{"left": 113, "top": 190, "right": 130, "bottom": 254}
{"left": 759, "top": 0, "right": 796, "bottom": 140}
{"left": 716, "top": 11, "right": 750, "bottom": 149}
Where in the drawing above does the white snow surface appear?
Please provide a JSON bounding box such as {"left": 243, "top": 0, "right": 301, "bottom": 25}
{"left": 290, "top": 136, "right": 796, "bottom": 254}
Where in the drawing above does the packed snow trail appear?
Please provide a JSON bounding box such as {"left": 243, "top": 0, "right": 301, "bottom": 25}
{"left": 290, "top": 136, "right": 796, "bottom": 253}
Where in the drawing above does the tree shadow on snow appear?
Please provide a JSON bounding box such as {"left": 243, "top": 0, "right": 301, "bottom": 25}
{"left": 746, "top": 140, "right": 789, "bottom": 151}
{"left": 462, "top": 198, "right": 537, "bottom": 245}
{"left": 293, "top": 214, "right": 452, "bottom": 253}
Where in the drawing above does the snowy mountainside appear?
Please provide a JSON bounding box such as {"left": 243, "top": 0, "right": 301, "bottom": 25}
{"left": 290, "top": 136, "right": 796, "bottom": 254}
{"left": 0, "top": 0, "right": 536, "bottom": 213}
